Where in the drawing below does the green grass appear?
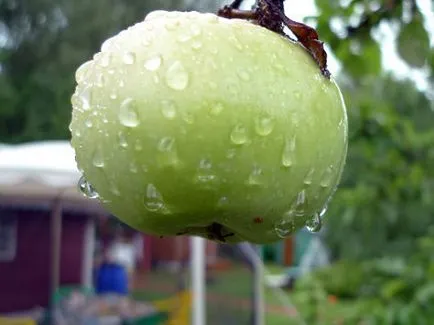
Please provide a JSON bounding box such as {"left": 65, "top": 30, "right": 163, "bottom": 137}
{"left": 131, "top": 263, "right": 300, "bottom": 324}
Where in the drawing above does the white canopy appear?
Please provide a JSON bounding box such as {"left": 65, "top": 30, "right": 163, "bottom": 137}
{"left": 0, "top": 140, "right": 101, "bottom": 211}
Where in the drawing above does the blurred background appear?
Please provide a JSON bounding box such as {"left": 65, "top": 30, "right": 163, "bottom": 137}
{"left": 0, "top": 0, "right": 433, "bottom": 324}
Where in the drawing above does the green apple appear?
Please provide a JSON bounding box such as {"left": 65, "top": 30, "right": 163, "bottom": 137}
{"left": 70, "top": 10, "right": 348, "bottom": 244}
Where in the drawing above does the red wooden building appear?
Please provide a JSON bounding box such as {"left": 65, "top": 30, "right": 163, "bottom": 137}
{"left": 0, "top": 141, "right": 219, "bottom": 314}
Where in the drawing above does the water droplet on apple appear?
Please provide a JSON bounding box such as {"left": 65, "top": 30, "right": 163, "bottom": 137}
{"left": 144, "top": 55, "right": 162, "bottom": 71}
{"left": 122, "top": 52, "right": 136, "bottom": 65}
{"left": 255, "top": 115, "right": 275, "bottom": 136}
{"left": 78, "top": 86, "right": 91, "bottom": 111}
{"left": 95, "top": 73, "right": 105, "bottom": 88}
{"left": 191, "top": 40, "right": 202, "bottom": 50}
{"left": 78, "top": 176, "right": 99, "bottom": 199}
{"left": 110, "top": 92, "right": 118, "bottom": 100}
{"left": 118, "top": 98, "right": 140, "bottom": 127}
{"left": 209, "top": 103, "right": 224, "bottom": 116}
{"left": 75, "top": 61, "right": 92, "bottom": 83}
{"left": 230, "top": 124, "right": 248, "bottom": 145}
{"left": 92, "top": 147, "right": 105, "bottom": 168}
{"left": 247, "top": 166, "right": 264, "bottom": 186}
{"left": 165, "top": 61, "right": 189, "bottom": 90}
{"left": 229, "top": 35, "right": 243, "bottom": 50}
{"left": 217, "top": 196, "right": 229, "bottom": 207}
{"left": 118, "top": 131, "right": 128, "bottom": 148}
{"left": 144, "top": 183, "right": 164, "bottom": 212}
{"left": 190, "top": 23, "right": 201, "bottom": 36}
{"left": 282, "top": 136, "right": 296, "bottom": 167}
{"left": 305, "top": 213, "right": 322, "bottom": 233}
{"left": 237, "top": 70, "right": 250, "bottom": 81}
{"left": 161, "top": 100, "right": 177, "bottom": 119}
{"left": 289, "top": 190, "right": 308, "bottom": 216}
{"left": 85, "top": 120, "right": 93, "bottom": 128}
{"left": 109, "top": 182, "right": 120, "bottom": 196}
{"left": 157, "top": 137, "right": 179, "bottom": 166}
{"left": 194, "top": 159, "right": 217, "bottom": 184}
{"left": 98, "top": 52, "right": 112, "bottom": 67}
{"left": 274, "top": 219, "right": 295, "bottom": 238}
{"left": 134, "top": 140, "right": 143, "bottom": 151}
{"left": 320, "top": 166, "right": 334, "bottom": 188}
{"left": 129, "top": 162, "right": 138, "bottom": 173}
{"left": 294, "top": 90, "right": 301, "bottom": 99}
{"left": 226, "top": 148, "right": 236, "bottom": 159}
{"left": 165, "top": 20, "right": 179, "bottom": 31}
{"left": 303, "top": 168, "right": 315, "bottom": 186}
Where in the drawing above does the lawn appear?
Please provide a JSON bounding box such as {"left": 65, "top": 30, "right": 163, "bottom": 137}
{"left": 131, "top": 263, "right": 303, "bottom": 324}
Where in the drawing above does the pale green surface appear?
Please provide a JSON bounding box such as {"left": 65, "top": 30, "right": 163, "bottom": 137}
{"left": 70, "top": 10, "right": 348, "bottom": 243}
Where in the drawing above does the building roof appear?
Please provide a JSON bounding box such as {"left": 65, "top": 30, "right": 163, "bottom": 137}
{"left": 0, "top": 141, "right": 104, "bottom": 213}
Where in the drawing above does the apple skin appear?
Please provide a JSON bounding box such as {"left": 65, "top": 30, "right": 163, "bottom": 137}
{"left": 69, "top": 10, "right": 348, "bottom": 244}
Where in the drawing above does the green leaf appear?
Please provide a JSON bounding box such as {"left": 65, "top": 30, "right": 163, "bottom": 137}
{"left": 397, "top": 15, "right": 431, "bottom": 68}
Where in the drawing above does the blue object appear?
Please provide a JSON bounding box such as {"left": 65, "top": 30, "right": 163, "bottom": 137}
{"left": 95, "top": 262, "right": 129, "bottom": 295}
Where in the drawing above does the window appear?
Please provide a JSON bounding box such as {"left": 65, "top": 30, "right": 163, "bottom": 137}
{"left": 0, "top": 213, "right": 17, "bottom": 261}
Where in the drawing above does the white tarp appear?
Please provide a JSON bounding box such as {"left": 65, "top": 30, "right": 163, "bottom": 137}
{"left": 0, "top": 140, "right": 80, "bottom": 187}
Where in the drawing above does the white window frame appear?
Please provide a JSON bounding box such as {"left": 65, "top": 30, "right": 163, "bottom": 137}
{"left": 0, "top": 213, "right": 17, "bottom": 262}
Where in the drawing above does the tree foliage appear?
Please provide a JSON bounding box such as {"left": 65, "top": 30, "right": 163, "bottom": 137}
{"left": 307, "top": 0, "right": 434, "bottom": 260}
{"left": 0, "top": 0, "right": 223, "bottom": 143}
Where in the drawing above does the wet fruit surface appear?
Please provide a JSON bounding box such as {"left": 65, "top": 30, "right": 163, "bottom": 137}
{"left": 70, "top": 10, "right": 348, "bottom": 244}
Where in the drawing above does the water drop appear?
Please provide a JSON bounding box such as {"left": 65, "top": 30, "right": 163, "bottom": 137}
{"left": 247, "top": 166, "right": 265, "bottom": 186}
{"left": 161, "top": 100, "right": 177, "bottom": 119}
{"left": 177, "top": 33, "right": 192, "bottom": 43}
{"left": 129, "top": 162, "right": 138, "bottom": 173}
{"left": 85, "top": 120, "right": 93, "bottom": 128}
{"left": 237, "top": 70, "right": 250, "bottom": 81}
{"left": 255, "top": 115, "right": 275, "bottom": 136}
{"left": 144, "top": 55, "right": 162, "bottom": 71}
{"left": 190, "top": 24, "right": 201, "bottom": 36}
{"left": 78, "top": 176, "right": 99, "bottom": 199}
{"left": 305, "top": 213, "right": 322, "bottom": 233}
{"left": 110, "top": 92, "right": 118, "bottom": 100}
{"left": 109, "top": 182, "right": 120, "bottom": 196}
{"left": 274, "top": 219, "right": 295, "bottom": 238}
{"left": 157, "top": 137, "right": 179, "bottom": 167}
{"left": 210, "top": 103, "right": 224, "bottom": 116}
{"left": 122, "top": 52, "right": 136, "bottom": 65}
{"left": 165, "top": 20, "right": 179, "bottom": 30}
{"left": 166, "top": 61, "right": 189, "bottom": 90}
{"left": 95, "top": 73, "right": 105, "bottom": 88}
{"left": 92, "top": 147, "right": 105, "bottom": 168}
{"left": 294, "top": 90, "right": 301, "bottom": 99}
{"left": 320, "top": 166, "right": 334, "bottom": 188}
{"left": 118, "top": 131, "right": 128, "bottom": 148}
{"left": 182, "top": 111, "right": 194, "bottom": 124}
{"left": 78, "top": 86, "right": 91, "bottom": 111}
{"left": 229, "top": 35, "right": 243, "bottom": 50}
{"left": 287, "top": 190, "right": 308, "bottom": 217}
{"left": 118, "top": 98, "right": 140, "bottom": 127}
{"left": 226, "top": 148, "right": 236, "bottom": 159}
{"left": 230, "top": 124, "right": 248, "bottom": 145}
{"left": 191, "top": 40, "right": 202, "bottom": 50}
{"left": 144, "top": 184, "right": 164, "bottom": 212}
{"left": 282, "top": 137, "right": 296, "bottom": 167}
{"left": 134, "top": 140, "right": 143, "bottom": 151}
{"left": 194, "top": 159, "right": 217, "bottom": 184}
{"left": 98, "top": 52, "right": 112, "bottom": 67}
{"left": 217, "top": 196, "right": 229, "bottom": 207}
{"left": 303, "top": 168, "right": 315, "bottom": 186}
{"left": 75, "top": 61, "right": 92, "bottom": 83}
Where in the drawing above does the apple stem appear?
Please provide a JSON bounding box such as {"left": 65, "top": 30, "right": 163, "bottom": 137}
{"left": 217, "top": 0, "right": 331, "bottom": 79}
